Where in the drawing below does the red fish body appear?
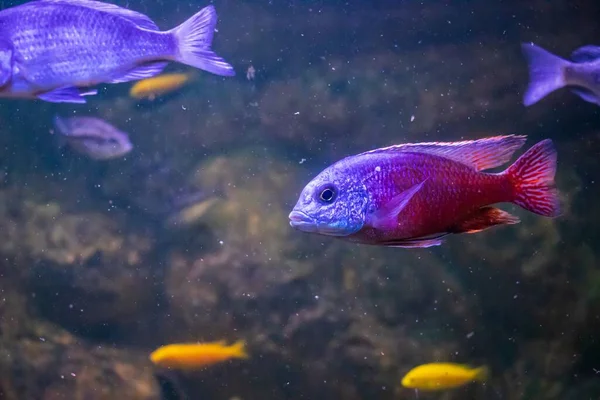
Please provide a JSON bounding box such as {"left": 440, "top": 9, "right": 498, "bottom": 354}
{"left": 289, "top": 135, "right": 560, "bottom": 248}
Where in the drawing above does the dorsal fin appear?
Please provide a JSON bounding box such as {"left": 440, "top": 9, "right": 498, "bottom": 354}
{"left": 571, "top": 45, "right": 600, "bottom": 63}
{"left": 362, "top": 135, "right": 527, "bottom": 171}
{"left": 38, "top": 0, "right": 159, "bottom": 30}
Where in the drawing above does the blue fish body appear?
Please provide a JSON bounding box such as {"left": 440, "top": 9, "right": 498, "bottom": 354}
{"left": 0, "top": 0, "right": 234, "bottom": 103}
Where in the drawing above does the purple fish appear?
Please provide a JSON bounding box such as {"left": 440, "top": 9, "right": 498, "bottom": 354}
{"left": 0, "top": 0, "right": 234, "bottom": 104}
{"left": 522, "top": 42, "right": 600, "bottom": 106}
{"left": 53, "top": 115, "right": 132, "bottom": 160}
{"left": 289, "top": 135, "right": 560, "bottom": 248}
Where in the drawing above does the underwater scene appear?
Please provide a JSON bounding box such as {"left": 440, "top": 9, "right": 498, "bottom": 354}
{"left": 0, "top": 0, "right": 599, "bottom": 399}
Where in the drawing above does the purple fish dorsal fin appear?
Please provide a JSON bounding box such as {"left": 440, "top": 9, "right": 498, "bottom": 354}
{"left": 37, "top": 0, "right": 159, "bottom": 31}
{"left": 364, "top": 135, "right": 527, "bottom": 171}
{"left": 571, "top": 45, "right": 600, "bottom": 63}
{"left": 367, "top": 180, "right": 426, "bottom": 231}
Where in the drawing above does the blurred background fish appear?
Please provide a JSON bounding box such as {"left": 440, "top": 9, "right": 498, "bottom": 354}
{"left": 52, "top": 115, "right": 133, "bottom": 160}
{"left": 521, "top": 42, "right": 600, "bottom": 107}
{"left": 150, "top": 340, "right": 249, "bottom": 370}
{"left": 97, "top": 155, "right": 220, "bottom": 228}
{"left": 401, "top": 362, "right": 489, "bottom": 391}
{"left": 130, "top": 72, "right": 196, "bottom": 101}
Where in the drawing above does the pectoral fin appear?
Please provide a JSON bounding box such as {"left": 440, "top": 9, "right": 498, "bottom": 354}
{"left": 108, "top": 61, "right": 168, "bottom": 84}
{"left": 451, "top": 207, "right": 520, "bottom": 234}
{"left": 367, "top": 180, "right": 426, "bottom": 231}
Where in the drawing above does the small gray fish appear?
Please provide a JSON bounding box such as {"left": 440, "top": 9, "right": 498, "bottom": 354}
{"left": 521, "top": 42, "right": 600, "bottom": 106}
{"left": 53, "top": 115, "right": 133, "bottom": 160}
{"left": 0, "top": 0, "right": 235, "bottom": 103}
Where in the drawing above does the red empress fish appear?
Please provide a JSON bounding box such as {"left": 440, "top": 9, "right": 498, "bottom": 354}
{"left": 288, "top": 135, "right": 560, "bottom": 248}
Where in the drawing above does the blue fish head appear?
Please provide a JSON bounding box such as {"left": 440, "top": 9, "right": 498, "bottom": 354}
{"left": 289, "top": 166, "right": 369, "bottom": 237}
{"left": 0, "top": 40, "right": 14, "bottom": 87}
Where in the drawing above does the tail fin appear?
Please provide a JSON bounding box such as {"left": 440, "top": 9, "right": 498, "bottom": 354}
{"left": 473, "top": 366, "right": 489, "bottom": 382}
{"left": 505, "top": 139, "right": 560, "bottom": 217}
{"left": 521, "top": 43, "right": 569, "bottom": 106}
{"left": 230, "top": 340, "right": 249, "bottom": 359}
{"left": 170, "top": 5, "right": 235, "bottom": 77}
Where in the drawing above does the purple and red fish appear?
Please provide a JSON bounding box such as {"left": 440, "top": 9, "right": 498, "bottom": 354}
{"left": 0, "top": 0, "right": 234, "bottom": 104}
{"left": 289, "top": 135, "right": 560, "bottom": 248}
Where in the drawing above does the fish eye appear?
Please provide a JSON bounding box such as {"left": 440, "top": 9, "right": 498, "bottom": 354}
{"left": 318, "top": 185, "right": 336, "bottom": 203}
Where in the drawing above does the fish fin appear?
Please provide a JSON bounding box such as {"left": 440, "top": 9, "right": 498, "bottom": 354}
{"left": 451, "top": 207, "right": 520, "bottom": 234}
{"left": 521, "top": 42, "right": 569, "bottom": 106}
{"left": 230, "top": 340, "right": 249, "bottom": 359}
{"left": 51, "top": 115, "right": 70, "bottom": 149}
{"left": 505, "top": 139, "right": 561, "bottom": 217}
{"left": 571, "top": 88, "right": 600, "bottom": 105}
{"left": 37, "top": 87, "right": 98, "bottom": 104}
{"left": 107, "top": 61, "right": 168, "bottom": 84}
{"left": 52, "top": 115, "right": 69, "bottom": 136}
{"left": 364, "top": 135, "right": 527, "bottom": 171}
{"left": 367, "top": 181, "right": 426, "bottom": 231}
{"left": 38, "top": 0, "right": 159, "bottom": 30}
{"left": 170, "top": 5, "right": 235, "bottom": 76}
{"left": 571, "top": 45, "right": 600, "bottom": 63}
{"left": 473, "top": 366, "right": 490, "bottom": 382}
{"left": 382, "top": 236, "right": 446, "bottom": 248}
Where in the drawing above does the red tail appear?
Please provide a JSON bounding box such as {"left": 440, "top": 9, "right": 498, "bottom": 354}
{"left": 505, "top": 139, "right": 560, "bottom": 217}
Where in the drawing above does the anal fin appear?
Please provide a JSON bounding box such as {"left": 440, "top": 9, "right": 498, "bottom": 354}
{"left": 108, "top": 61, "right": 168, "bottom": 84}
{"left": 37, "top": 87, "right": 98, "bottom": 103}
{"left": 451, "top": 207, "right": 520, "bottom": 234}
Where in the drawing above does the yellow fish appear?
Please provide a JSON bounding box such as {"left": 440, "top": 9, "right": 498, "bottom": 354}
{"left": 129, "top": 72, "right": 193, "bottom": 100}
{"left": 400, "top": 362, "right": 489, "bottom": 391}
{"left": 150, "top": 340, "right": 248, "bottom": 370}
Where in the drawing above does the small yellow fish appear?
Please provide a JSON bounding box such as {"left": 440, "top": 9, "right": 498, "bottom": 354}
{"left": 129, "top": 72, "right": 193, "bottom": 100}
{"left": 150, "top": 340, "right": 248, "bottom": 370}
{"left": 400, "top": 362, "right": 489, "bottom": 391}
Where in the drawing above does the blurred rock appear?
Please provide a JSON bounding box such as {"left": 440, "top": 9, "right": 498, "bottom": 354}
{"left": 0, "top": 184, "right": 157, "bottom": 339}
{"left": 0, "top": 275, "right": 160, "bottom": 400}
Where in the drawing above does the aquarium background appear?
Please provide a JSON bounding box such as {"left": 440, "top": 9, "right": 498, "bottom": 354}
{"left": 0, "top": 0, "right": 599, "bottom": 399}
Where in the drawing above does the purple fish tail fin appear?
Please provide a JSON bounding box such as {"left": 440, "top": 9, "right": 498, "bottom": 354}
{"left": 521, "top": 43, "right": 569, "bottom": 106}
{"left": 505, "top": 139, "right": 561, "bottom": 217}
{"left": 170, "top": 5, "right": 235, "bottom": 77}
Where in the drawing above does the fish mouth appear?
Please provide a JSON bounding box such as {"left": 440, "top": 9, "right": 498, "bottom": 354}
{"left": 288, "top": 210, "right": 318, "bottom": 232}
{"left": 289, "top": 210, "right": 354, "bottom": 236}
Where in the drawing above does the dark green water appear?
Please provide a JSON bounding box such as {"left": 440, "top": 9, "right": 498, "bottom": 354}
{"left": 0, "top": 1, "right": 599, "bottom": 399}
